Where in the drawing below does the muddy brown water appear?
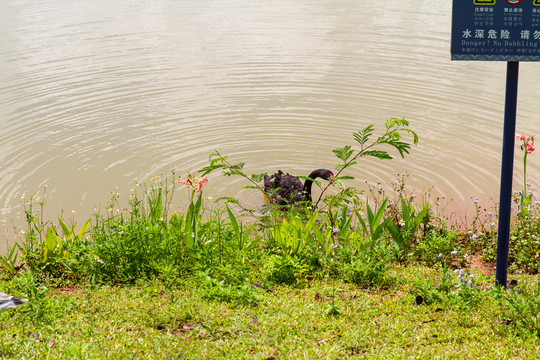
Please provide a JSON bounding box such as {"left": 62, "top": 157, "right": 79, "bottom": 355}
{"left": 1, "top": 0, "right": 540, "bottom": 250}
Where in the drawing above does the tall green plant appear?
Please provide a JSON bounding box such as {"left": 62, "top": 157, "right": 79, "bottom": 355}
{"left": 226, "top": 206, "right": 257, "bottom": 251}
{"left": 515, "top": 132, "right": 535, "bottom": 218}
{"left": 320, "top": 118, "right": 418, "bottom": 206}
{"left": 387, "top": 198, "right": 427, "bottom": 261}
{"left": 42, "top": 217, "right": 91, "bottom": 262}
{"left": 273, "top": 212, "right": 318, "bottom": 256}
{"left": 356, "top": 199, "right": 391, "bottom": 248}
{"left": 173, "top": 173, "right": 209, "bottom": 248}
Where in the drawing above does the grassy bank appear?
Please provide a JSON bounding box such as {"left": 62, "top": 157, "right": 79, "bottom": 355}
{"left": 1, "top": 267, "right": 539, "bottom": 359}
{"left": 2, "top": 121, "right": 540, "bottom": 358}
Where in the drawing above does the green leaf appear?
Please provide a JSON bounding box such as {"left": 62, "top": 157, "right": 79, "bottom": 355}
{"left": 58, "top": 217, "right": 73, "bottom": 241}
{"left": 335, "top": 162, "right": 357, "bottom": 171}
{"left": 335, "top": 175, "right": 355, "bottom": 180}
{"left": 332, "top": 145, "right": 354, "bottom": 162}
{"left": 44, "top": 226, "right": 62, "bottom": 261}
{"left": 353, "top": 125, "right": 375, "bottom": 145}
{"left": 76, "top": 219, "right": 91, "bottom": 241}
{"left": 355, "top": 210, "right": 369, "bottom": 238}
{"left": 360, "top": 150, "right": 392, "bottom": 160}
{"left": 387, "top": 222, "right": 404, "bottom": 250}
{"left": 242, "top": 221, "right": 257, "bottom": 242}
{"left": 227, "top": 205, "right": 240, "bottom": 237}
{"left": 251, "top": 173, "right": 267, "bottom": 182}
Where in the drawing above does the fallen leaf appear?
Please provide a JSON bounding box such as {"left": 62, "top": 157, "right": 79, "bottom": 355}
{"left": 182, "top": 322, "right": 195, "bottom": 332}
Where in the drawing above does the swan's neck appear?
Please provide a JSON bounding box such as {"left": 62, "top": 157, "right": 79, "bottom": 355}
{"left": 303, "top": 179, "right": 314, "bottom": 202}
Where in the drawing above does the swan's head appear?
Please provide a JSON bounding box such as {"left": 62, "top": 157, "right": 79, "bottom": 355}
{"left": 309, "top": 169, "right": 334, "bottom": 181}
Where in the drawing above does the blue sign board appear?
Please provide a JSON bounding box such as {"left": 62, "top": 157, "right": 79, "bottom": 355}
{"left": 452, "top": 0, "right": 540, "bottom": 61}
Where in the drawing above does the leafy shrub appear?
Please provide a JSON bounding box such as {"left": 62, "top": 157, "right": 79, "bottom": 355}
{"left": 493, "top": 281, "right": 540, "bottom": 337}
{"left": 416, "top": 230, "right": 459, "bottom": 266}
{"left": 412, "top": 265, "right": 484, "bottom": 310}
{"left": 344, "top": 247, "right": 393, "bottom": 288}
{"left": 507, "top": 216, "right": 540, "bottom": 273}
{"left": 263, "top": 255, "right": 308, "bottom": 285}
{"left": 199, "top": 276, "right": 262, "bottom": 305}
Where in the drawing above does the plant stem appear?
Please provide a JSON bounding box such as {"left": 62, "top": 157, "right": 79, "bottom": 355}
{"left": 523, "top": 149, "right": 528, "bottom": 200}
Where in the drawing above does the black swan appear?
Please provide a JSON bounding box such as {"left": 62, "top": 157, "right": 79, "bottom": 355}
{"left": 0, "top": 292, "right": 28, "bottom": 313}
{"left": 263, "top": 169, "right": 334, "bottom": 205}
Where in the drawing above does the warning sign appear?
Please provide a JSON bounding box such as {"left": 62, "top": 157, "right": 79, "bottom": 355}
{"left": 452, "top": 0, "right": 540, "bottom": 61}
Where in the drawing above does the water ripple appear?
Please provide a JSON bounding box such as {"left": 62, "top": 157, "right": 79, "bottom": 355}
{"left": 1, "top": 0, "right": 540, "bottom": 248}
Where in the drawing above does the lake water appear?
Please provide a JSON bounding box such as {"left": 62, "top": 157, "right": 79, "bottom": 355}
{"left": 1, "top": 0, "right": 540, "bottom": 250}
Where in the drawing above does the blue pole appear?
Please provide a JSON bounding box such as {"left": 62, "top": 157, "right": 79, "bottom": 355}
{"left": 495, "top": 61, "right": 519, "bottom": 287}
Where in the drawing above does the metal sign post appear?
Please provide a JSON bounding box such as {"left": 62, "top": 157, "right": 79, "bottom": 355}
{"left": 495, "top": 61, "right": 519, "bottom": 287}
{"left": 451, "top": 1, "right": 540, "bottom": 287}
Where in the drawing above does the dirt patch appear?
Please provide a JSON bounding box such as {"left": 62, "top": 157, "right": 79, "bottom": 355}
{"left": 56, "top": 285, "right": 82, "bottom": 294}
{"left": 468, "top": 254, "right": 495, "bottom": 277}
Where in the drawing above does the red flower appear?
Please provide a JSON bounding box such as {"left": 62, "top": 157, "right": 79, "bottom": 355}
{"left": 516, "top": 133, "right": 535, "bottom": 154}
{"left": 179, "top": 174, "right": 208, "bottom": 194}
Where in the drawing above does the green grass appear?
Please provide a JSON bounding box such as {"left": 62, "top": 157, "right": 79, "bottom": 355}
{"left": 1, "top": 266, "right": 539, "bottom": 359}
